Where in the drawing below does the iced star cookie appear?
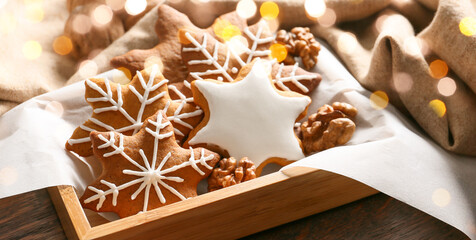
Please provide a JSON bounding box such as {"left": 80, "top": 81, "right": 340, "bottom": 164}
{"left": 66, "top": 64, "right": 202, "bottom": 157}
{"left": 80, "top": 111, "right": 220, "bottom": 218}
{"left": 110, "top": 4, "right": 247, "bottom": 83}
{"left": 184, "top": 59, "right": 311, "bottom": 171}
{"left": 179, "top": 29, "right": 321, "bottom": 95}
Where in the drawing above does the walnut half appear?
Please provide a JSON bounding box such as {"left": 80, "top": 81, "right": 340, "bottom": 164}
{"left": 275, "top": 27, "right": 321, "bottom": 70}
{"left": 208, "top": 157, "right": 256, "bottom": 192}
{"left": 299, "top": 102, "right": 357, "bottom": 155}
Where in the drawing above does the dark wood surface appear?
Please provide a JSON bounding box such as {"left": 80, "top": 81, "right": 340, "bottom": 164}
{"left": 0, "top": 189, "right": 468, "bottom": 240}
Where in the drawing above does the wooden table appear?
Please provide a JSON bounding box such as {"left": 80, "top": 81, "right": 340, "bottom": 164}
{"left": 0, "top": 189, "right": 468, "bottom": 239}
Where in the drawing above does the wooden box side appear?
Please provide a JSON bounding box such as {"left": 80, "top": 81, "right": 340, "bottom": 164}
{"left": 49, "top": 167, "right": 377, "bottom": 240}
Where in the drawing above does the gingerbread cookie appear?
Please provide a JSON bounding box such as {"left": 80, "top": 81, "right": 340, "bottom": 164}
{"left": 66, "top": 64, "right": 202, "bottom": 157}
{"left": 185, "top": 59, "right": 311, "bottom": 169}
{"left": 179, "top": 29, "right": 321, "bottom": 95}
{"left": 110, "top": 4, "right": 247, "bottom": 83}
{"left": 80, "top": 110, "right": 220, "bottom": 218}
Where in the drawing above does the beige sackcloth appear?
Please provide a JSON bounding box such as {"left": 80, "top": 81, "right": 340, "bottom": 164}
{"left": 1, "top": 0, "right": 475, "bottom": 156}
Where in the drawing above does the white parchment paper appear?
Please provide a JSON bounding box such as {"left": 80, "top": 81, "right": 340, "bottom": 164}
{"left": 0, "top": 45, "right": 474, "bottom": 239}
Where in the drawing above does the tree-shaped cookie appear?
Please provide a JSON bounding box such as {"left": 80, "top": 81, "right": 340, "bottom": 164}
{"left": 80, "top": 111, "right": 220, "bottom": 218}
{"left": 110, "top": 4, "right": 247, "bottom": 83}
{"left": 66, "top": 64, "right": 202, "bottom": 157}
{"left": 185, "top": 59, "right": 311, "bottom": 170}
{"left": 179, "top": 27, "right": 321, "bottom": 95}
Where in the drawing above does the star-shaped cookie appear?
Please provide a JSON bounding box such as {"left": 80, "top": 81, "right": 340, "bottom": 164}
{"left": 80, "top": 110, "right": 220, "bottom": 218}
{"left": 179, "top": 28, "right": 322, "bottom": 95}
{"left": 185, "top": 59, "right": 311, "bottom": 169}
{"left": 66, "top": 64, "right": 202, "bottom": 157}
{"left": 110, "top": 4, "right": 247, "bottom": 83}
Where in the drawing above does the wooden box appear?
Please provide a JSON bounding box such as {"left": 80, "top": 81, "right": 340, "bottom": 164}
{"left": 48, "top": 167, "right": 377, "bottom": 240}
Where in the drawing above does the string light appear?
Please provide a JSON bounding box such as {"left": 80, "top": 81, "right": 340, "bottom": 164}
{"left": 25, "top": 4, "right": 44, "bottom": 22}
{"left": 459, "top": 17, "right": 476, "bottom": 36}
{"left": 23, "top": 40, "right": 42, "bottom": 60}
{"left": 429, "top": 59, "right": 448, "bottom": 79}
{"left": 437, "top": 77, "right": 457, "bottom": 97}
{"left": 317, "top": 8, "right": 336, "bottom": 27}
{"left": 236, "top": 0, "right": 257, "bottom": 19}
{"left": 53, "top": 35, "right": 73, "bottom": 56}
{"left": 92, "top": 5, "right": 113, "bottom": 26}
{"left": 370, "top": 90, "right": 389, "bottom": 110}
{"left": 432, "top": 188, "right": 451, "bottom": 207}
{"left": 213, "top": 19, "right": 241, "bottom": 41}
{"left": 0, "top": 13, "right": 16, "bottom": 34}
{"left": 106, "top": 0, "right": 125, "bottom": 11}
{"left": 305, "top": 0, "right": 326, "bottom": 19}
{"left": 72, "top": 14, "right": 91, "bottom": 34}
{"left": 269, "top": 43, "right": 287, "bottom": 62}
{"left": 337, "top": 32, "right": 358, "bottom": 55}
{"left": 393, "top": 72, "right": 413, "bottom": 93}
{"left": 125, "top": 0, "right": 147, "bottom": 16}
{"left": 429, "top": 99, "right": 446, "bottom": 118}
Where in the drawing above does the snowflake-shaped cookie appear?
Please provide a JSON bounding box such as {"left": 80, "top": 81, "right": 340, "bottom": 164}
{"left": 66, "top": 64, "right": 202, "bottom": 157}
{"left": 80, "top": 110, "right": 220, "bottom": 218}
{"left": 185, "top": 59, "right": 311, "bottom": 169}
{"left": 110, "top": 4, "right": 247, "bottom": 83}
{"left": 179, "top": 25, "right": 321, "bottom": 95}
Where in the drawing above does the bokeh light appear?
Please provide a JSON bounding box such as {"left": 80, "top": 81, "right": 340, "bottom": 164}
{"left": 317, "top": 8, "right": 336, "bottom": 27}
{"left": 144, "top": 56, "right": 164, "bottom": 72}
{"left": 0, "top": 13, "right": 16, "bottom": 34}
{"left": 236, "top": 0, "right": 257, "bottom": 19}
{"left": 125, "top": 0, "right": 146, "bottom": 16}
{"left": 403, "top": 37, "right": 424, "bottom": 56}
{"left": 393, "top": 72, "right": 413, "bottom": 93}
{"left": 45, "top": 101, "right": 64, "bottom": 117}
{"left": 72, "top": 14, "right": 92, "bottom": 34}
{"left": 23, "top": 40, "right": 42, "bottom": 60}
{"left": 305, "top": 0, "right": 326, "bottom": 19}
{"left": 459, "top": 17, "right": 476, "bottom": 36}
{"left": 269, "top": 43, "right": 287, "bottom": 62}
{"left": 438, "top": 77, "right": 457, "bottom": 97}
{"left": 429, "top": 59, "right": 448, "bottom": 79}
{"left": 429, "top": 99, "right": 446, "bottom": 117}
{"left": 375, "top": 14, "right": 388, "bottom": 33}
{"left": 53, "top": 35, "right": 73, "bottom": 56}
{"left": 432, "top": 188, "right": 451, "bottom": 207}
{"left": 92, "top": 5, "right": 113, "bottom": 26}
{"left": 78, "top": 60, "right": 98, "bottom": 78}
{"left": 213, "top": 19, "right": 241, "bottom": 42}
{"left": 117, "top": 67, "right": 132, "bottom": 80}
{"left": 0, "top": 167, "right": 18, "bottom": 186}
{"left": 260, "top": 1, "right": 279, "bottom": 20}
{"left": 370, "top": 90, "right": 389, "bottom": 110}
{"left": 25, "top": 4, "right": 44, "bottom": 22}
{"left": 227, "top": 35, "right": 249, "bottom": 55}
{"left": 337, "top": 32, "right": 358, "bottom": 55}
{"left": 106, "top": 0, "right": 125, "bottom": 11}
{"left": 0, "top": 0, "right": 7, "bottom": 8}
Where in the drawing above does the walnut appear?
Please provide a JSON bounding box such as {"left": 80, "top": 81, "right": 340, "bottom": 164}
{"left": 208, "top": 157, "right": 256, "bottom": 192}
{"left": 275, "top": 27, "right": 321, "bottom": 70}
{"left": 300, "top": 102, "right": 358, "bottom": 154}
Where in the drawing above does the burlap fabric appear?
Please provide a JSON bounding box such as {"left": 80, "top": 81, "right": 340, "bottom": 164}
{"left": 1, "top": 0, "right": 475, "bottom": 155}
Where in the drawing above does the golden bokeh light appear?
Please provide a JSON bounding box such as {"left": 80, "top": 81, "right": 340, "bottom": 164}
{"left": 236, "top": 0, "right": 257, "bottom": 19}
{"left": 52, "top": 35, "right": 73, "bottom": 56}
{"left": 429, "top": 99, "right": 446, "bottom": 118}
{"left": 25, "top": 4, "right": 44, "bottom": 22}
{"left": 260, "top": 1, "right": 279, "bottom": 20}
{"left": 337, "top": 32, "right": 358, "bottom": 55}
{"left": 305, "top": 0, "right": 326, "bottom": 19}
{"left": 438, "top": 77, "right": 457, "bottom": 97}
{"left": 429, "top": 59, "right": 448, "bottom": 79}
{"left": 78, "top": 60, "right": 98, "bottom": 78}
{"left": 45, "top": 101, "right": 64, "bottom": 117}
{"left": 227, "top": 35, "right": 249, "bottom": 55}
{"left": 72, "top": 14, "right": 91, "bottom": 34}
{"left": 23, "top": 40, "right": 42, "bottom": 60}
{"left": 269, "top": 43, "right": 287, "bottom": 62}
{"left": 213, "top": 19, "right": 241, "bottom": 42}
{"left": 317, "top": 8, "right": 336, "bottom": 27}
{"left": 125, "top": 0, "right": 146, "bottom": 16}
{"left": 432, "top": 188, "right": 451, "bottom": 207}
{"left": 106, "top": 0, "right": 125, "bottom": 11}
{"left": 92, "top": 5, "right": 113, "bottom": 26}
{"left": 459, "top": 17, "right": 476, "bottom": 36}
{"left": 0, "top": 13, "right": 17, "bottom": 35}
{"left": 393, "top": 72, "right": 413, "bottom": 93}
{"left": 370, "top": 90, "right": 389, "bottom": 110}
{"left": 117, "top": 67, "right": 132, "bottom": 80}
{"left": 0, "top": 167, "right": 18, "bottom": 186}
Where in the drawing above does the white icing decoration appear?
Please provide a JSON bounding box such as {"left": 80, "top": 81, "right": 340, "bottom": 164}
{"left": 162, "top": 82, "right": 203, "bottom": 137}
{"left": 272, "top": 63, "right": 316, "bottom": 93}
{"left": 68, "top": 64, "right": 168, "bottom": 146}
{"left": 188, "top": 60, "right": 310, "bottom": 167}
{"left": 183, "top": 32, "right": 234, "bottom": 82}
{"left": 84, "top": 111, "right": 215, "bottom": 212}
{"left": 228, "top": 23, "right": 274, "bottom": 68}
